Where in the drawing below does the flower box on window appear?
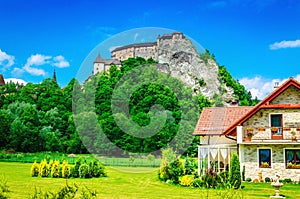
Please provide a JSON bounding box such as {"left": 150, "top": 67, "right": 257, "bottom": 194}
{"left": 260, "top": 162, "right": 271, "bottom": 168}
{"left": 258, "top": 127, "right": 266, "bottom": 131}
{"left": 271, "top": 127, "right": 279, "bottom": 131}
{"left": 283, "top": 127, "right": 291, "bottom": 131}
{"left": 286, "top": 163, "right": 300, "bottom": 169}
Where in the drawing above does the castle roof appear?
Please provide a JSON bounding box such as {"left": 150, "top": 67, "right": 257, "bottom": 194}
{"left": 111, "top": 42, "right": 157, "bottom": 53}
{"left": 94, "top": 54, "right": 104, "bottom": 63}
{"left": 94, "top": 54, "right": 121, "bottom": 65}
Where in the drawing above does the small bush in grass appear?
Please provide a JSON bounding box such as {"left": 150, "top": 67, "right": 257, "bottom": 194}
{"left": 51, "top": 160, "right": 60, "bottom": 178}
{"left": 0, "top": 175, "right": 9, "bottom": 198}
{"left": 284, "top": 178, "right": 292, "bottom": 183}
{"left": 180, "top": 175, "right": 194, "bottom": 186}
{"left": 48, "top": 160, "right": 53, "bottom": 170}
{"left": 89, "top": 159, "right": 106, "bottom": 177}
{"left": 72, "top": 157, "right": 82, "bottom": 178}
{"left": 62, "top": 160, "right": 70, "bottom": 178}
{"left": 202, "top": 170, "right": 220, "bottom": 188}
{"left": 246, "top": 177, "right": 252, "bottom": 182}
{"left": 219, "top": 170, "right": 230, "bottom": 188}
{"left": 192, "top": 178, "right": 203, "bottom": 187}
{"left": 79, "top": 163, "right": 90, "bottom": 178}
{"left": 30, "top": 160, "right": 40, "bottom": 177}
{"left": 265, "top": 177, "right": 270, "bottom": 183}
{"left": 229, "top": 152, "right": 241, "bottom": 188}
{"left": 39, "top": 159, "right": 49, "bottom": 177}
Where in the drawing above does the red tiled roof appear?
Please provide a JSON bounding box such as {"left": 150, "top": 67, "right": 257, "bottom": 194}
{"left": 224, "top": 77, "right": 300, "bottom": 136}
{"left": 193, "top": 106, "right": 253, "bottom": 136}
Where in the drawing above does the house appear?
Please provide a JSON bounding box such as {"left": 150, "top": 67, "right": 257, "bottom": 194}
{"left": 194, "top": 77, "right": 300, "bottom": 182}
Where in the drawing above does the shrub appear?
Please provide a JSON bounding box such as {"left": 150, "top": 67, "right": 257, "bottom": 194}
{"left": 89, "top": 159, "right": 106, "bottom": 177}
{"left": 202, "top": 170, "right": 220, "bottom": 188}
{"left": 30, "top": 160, "right": 40, "bottom": 177}
{"left": 192, "top": 178, "right": 203, "bottom": 187}
{"left": 0, "top": 175, "right": 9, "bottom": 199}
{"left": 180, "top": 175, "right": 194, "bottom": 186}
{"left": 284, "top": 178, "right": 292, "bottom": 183}
{"left": 229, "top": 152, "right": 241, "bottom": 188}
{"left": 62, "top": 160, "right": 71, "bottom": 178}
{"left": 168, "top": 159, "right": 186, "bottom": 184}
{"left": 184, "top": 157, "right": 197, "bottom": 175}
{"left": 79, "top": 163, "right": 90, "bottom": 178}
{"left": 246, "top": 177, "right": 252, "bottom": 182}
{"left": 51, "top": 160, "right": 60, "bottom": 178}
{"left": 158, "top": 147, "right": 177, "bottom": 182}
{"left": 242, "top": 165, "right": 245, "bottom": 181}
{"left": 265, "top": 177, "right": 271, "bottom": 183}
{"left": 39, "top": 159, "right": 49, "bottom": 177}
{"left": 219, "top": 170, "right": 230, "bottom": 188}
{"left": 72, "top": 157, "right": 82, "bottom": 178}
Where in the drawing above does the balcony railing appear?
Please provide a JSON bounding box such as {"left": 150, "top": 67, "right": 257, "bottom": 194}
{"left": 237, "top": 127, "right": 300, "bottom": 143}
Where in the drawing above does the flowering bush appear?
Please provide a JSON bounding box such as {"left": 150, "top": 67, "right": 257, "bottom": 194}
{"left": 180, "top": 175, "right": 194, "bottom": 186}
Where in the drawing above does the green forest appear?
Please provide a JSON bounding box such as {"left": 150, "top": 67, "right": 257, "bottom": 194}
{"left": 0, "top": 56, "right": 255, "bottom": 156}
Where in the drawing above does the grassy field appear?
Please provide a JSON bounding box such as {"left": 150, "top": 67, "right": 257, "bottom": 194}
{"left": 0, "top": 162, "right": 300, "bottom": 198}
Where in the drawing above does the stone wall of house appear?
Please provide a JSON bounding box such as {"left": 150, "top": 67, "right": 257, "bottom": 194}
{"left": 243, "top": 108, "right": 300, "bottom": 140}
{"left": 271, "top": 86, "right": 300, "bottom": 104}
{"left": 241, "top": 144, "right": 300, "bottom": 182}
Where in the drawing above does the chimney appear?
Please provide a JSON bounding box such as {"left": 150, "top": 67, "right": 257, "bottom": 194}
{"left": 274, "top": 81, "right": 279, "bottom": 88}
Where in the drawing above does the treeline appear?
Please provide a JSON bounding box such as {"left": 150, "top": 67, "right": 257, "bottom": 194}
{"left": 0, "top": 56, "right": 253, "bottom": 156}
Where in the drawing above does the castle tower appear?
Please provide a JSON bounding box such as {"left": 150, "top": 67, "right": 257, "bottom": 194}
{"left": 0, "top": 74, "right": 5, "bottom": 86}
{"left": 93, "top": 54, "right": 105, "bottom": 74}
{"left": 52, "top": 69, "right": 57, "bottom": 82}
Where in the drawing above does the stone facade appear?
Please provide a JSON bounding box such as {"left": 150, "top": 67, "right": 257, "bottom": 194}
{"left": 243, "top": 108, "right": 300, "bottom": 140}
{"left": 239, "top": 84, "right": 300, "bottom": 182}
{"left": 111, "top": 32, "right": 184, "bottom": 61}
{"left": 240, "top": 144, "right": 300, "bottom": 182}
{"left": 271, "top": 85, "right": 300, "bottom": 104}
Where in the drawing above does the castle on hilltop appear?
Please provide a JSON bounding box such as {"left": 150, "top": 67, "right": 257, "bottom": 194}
{"left": 93, "top": 32, "right": 185, "bottom": 74}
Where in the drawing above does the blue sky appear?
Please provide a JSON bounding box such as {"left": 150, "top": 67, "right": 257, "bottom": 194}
{"left": 1, "top": 0, "right": 300, "bottom": 99}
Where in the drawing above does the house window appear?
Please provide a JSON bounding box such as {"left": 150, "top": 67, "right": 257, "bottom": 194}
{"left": 270, "top": 114, "right": 283, "bottom": 139}
{"left": 258, "top": 149, "right": 271, "bottom": 168}
{"left": 285, "top": 149, "right": 300, "bottom": 169}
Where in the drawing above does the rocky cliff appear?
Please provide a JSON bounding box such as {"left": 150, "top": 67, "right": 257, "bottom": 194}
{"left": 156, "top": 36, "right": 237, "bottom": 106}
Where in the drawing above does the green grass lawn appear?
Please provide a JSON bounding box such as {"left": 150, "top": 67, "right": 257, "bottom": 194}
{"left": 0, "top": 162, "right": 300, "bottom": 198}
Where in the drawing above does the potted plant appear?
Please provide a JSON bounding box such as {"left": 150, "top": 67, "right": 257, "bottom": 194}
{"left": 287, "top": 162, "right": 293, "bottom": 169}
{"left": 291, "top": 131, "right": 297, "bottom": 141}
{"left": 258, "top": 126, "right": 266, "bottom": 131}
{"left": 246, "top": 127, "right": 254, "bottom": 132}
{"left": 271, "top": 127, "right": 279, "bottom": 132}
{"left": 246, "top": 131, "right": 254, "bottom": 142}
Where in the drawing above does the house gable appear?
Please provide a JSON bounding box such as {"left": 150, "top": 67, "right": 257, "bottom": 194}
{"left": 224, "top": 78, "right": 300, "bottom": 136}
{"left": 270, "top": 85, "right": 300, "bottom": 105}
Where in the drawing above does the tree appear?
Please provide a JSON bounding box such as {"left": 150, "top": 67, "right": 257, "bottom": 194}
{"left": 229, "top": 152, "right": 241, "bottom": 188}
{"left": 0, "top": 110, "right": 11, "bottom": 149}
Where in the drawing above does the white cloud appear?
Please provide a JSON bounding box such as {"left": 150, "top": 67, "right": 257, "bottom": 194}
{"left": 12, "top": 54, "right": 70, "bottom": 77}
{"left": 270, "top": 40, "right": 300, "bottom": 50}
{"left": 239, "top": 76, "right": 285, "bottom": 99}
{"left": 134, "top": 33, "right": 139, "bottom": 42}
{"left": 22, "top": 54, "right": 51, "bottom": 76}
{"left": 0, "top": 49, "right": 15, "bottom": 70}
{"left": 11, "top": 67, "right": 25, "bottom": 77}
{"left": 52, "top": 55, "right": 70, "bottom": 68}
{"left": 5, "top": 78, "right": 27, "bottom": 85}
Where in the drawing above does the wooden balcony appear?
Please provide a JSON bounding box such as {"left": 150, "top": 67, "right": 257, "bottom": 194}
{"left": 237, "top": 126, "right": 300, "bottom": 144}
